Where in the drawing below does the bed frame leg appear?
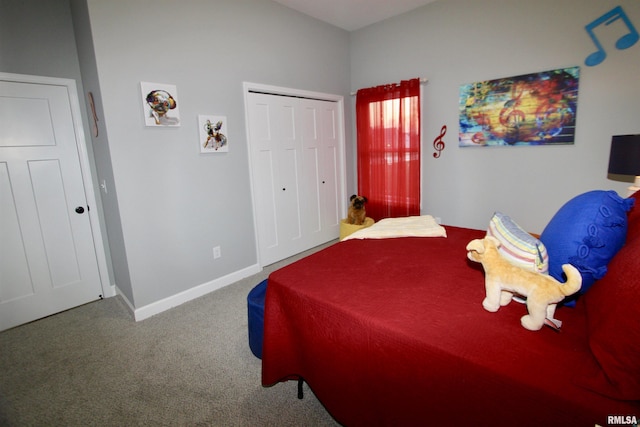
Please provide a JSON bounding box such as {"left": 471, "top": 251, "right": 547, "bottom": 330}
{"left": 297, "top": 377, "right": 304, "bottom": 399}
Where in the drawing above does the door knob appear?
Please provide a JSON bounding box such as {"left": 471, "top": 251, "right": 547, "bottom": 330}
{"left": 75, "top": 206, "right": 85, "bottom": 214}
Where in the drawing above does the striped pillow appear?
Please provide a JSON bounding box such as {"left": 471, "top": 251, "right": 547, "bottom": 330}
{"left": 487, "top": 212, "right": 548, "bottom": 274}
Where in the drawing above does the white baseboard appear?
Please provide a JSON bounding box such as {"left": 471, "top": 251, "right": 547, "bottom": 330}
{"left": 114, "top": 285, "right": 135, "bottom": 314}
{"left": 115, "top": 264, "right": 262, "bottom": 322}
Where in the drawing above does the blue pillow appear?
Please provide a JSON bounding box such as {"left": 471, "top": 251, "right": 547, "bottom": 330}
{"left": 540, "top": 190, "right": 634, "bottom": 303}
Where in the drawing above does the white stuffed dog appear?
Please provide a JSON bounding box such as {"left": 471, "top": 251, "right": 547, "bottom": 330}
{"left": 466, "top": 236, "right": 582, "bottom": 331}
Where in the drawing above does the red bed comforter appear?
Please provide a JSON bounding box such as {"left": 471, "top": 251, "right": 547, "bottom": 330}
{"left": 262, "top": 226, "right": 638, "bottom": 426}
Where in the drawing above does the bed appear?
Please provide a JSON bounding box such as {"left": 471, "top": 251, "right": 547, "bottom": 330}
{"left": 261, "top": 192, "right": 640, "bottom": 426}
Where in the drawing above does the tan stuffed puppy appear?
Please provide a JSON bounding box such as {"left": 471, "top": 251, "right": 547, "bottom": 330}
{"left": 466, "top": 236, "right": 582, "bottom": 331}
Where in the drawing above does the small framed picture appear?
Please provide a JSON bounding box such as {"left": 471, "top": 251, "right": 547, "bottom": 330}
{"left": 198, "top": 115, "right": 228, "bottom": 153}
{"left": 141, "top": 82, "right": 181, "bottom": 127}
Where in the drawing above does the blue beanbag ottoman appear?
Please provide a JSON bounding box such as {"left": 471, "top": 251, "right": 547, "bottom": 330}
{"left": 247, "top": 279, "right": 267, "bottom": 359}
{"left": 540, "top": 190, "right": 634, "bottom": 304}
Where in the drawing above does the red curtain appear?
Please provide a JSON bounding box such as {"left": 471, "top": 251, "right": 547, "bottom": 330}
{"left": 356, "top": 78, "right": 421, "bottom": 221}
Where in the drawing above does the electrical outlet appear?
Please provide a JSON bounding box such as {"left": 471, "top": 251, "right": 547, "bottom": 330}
{"left": 213, "top": 246, "right": 221, "bottom": 259}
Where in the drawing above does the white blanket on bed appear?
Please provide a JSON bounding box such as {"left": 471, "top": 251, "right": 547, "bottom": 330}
{"left": 342, "top": 215, "right": 447, "bottom": 240}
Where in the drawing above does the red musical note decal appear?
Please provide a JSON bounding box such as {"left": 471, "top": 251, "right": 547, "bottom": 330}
{"left": 433, "top": 125, "right": 447, "bottom": 158}
{"left": 584, "top": 5, "right": 639, "bottom": 66}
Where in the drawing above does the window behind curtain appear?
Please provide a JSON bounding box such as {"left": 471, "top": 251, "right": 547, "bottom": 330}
{"left": 356, "top": 78, "right": 421, "bottom": 221}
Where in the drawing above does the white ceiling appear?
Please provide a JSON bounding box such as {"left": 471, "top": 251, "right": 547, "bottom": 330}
{"left": 272, "top": 0, "right": 438, "bottom": 31}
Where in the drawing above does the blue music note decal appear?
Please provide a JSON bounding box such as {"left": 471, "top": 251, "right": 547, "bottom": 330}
{"left": 584, "top": 5, "right": 639, "bottom": 67}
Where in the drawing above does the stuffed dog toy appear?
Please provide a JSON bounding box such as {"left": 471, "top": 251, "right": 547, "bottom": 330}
{"left": 466, "top": 236, "right": 582, "bottom": 331}
{"left": 347, "top": 195, "right": 368, "bottom": 225}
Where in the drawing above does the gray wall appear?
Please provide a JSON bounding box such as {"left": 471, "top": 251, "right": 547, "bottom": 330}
{"left": 0, "top": 0, "right": 80, "bottom": 79}
{"left": 351, "top": 0, "right": 640, "bottom": 232}
{"left": 70, "top": 0, "right": 131, "bottom": 303}
{"left": 79, "top": 0, "right": 351, "bottom": 308}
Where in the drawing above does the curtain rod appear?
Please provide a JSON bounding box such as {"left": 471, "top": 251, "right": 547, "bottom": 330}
{"left": 350, "top": 77, "right": 429, "bottom": 96}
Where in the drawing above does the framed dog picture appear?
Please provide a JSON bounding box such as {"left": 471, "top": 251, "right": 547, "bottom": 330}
{"left": 141, "top": 82, "right": 181, "bottom": 127}
{"left": 198, "top": 115, "right": 228, "bottom": 153}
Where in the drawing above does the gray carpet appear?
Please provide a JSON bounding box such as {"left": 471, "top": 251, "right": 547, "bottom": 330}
{"left": 0, "top": 243, "right": 340, "bottom": 426}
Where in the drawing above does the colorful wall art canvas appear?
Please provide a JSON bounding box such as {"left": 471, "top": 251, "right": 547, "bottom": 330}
{"left": 141, "top": 82, "right": 180, "bottom": 127}
{"left": 459, "top": 67, "right": 580, "bottom": 147}
{"left": 198, "top": 115, "right": 228, "bottom": 153}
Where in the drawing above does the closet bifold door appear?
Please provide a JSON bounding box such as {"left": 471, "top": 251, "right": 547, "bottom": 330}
{"left": 246, "top": 91, "right": 342, "bottom": 266}
{"left": 247, "top": 92, "right": 304, "bottom": 266}
{"left": 299, "top": 99, "right": 341, "bottom": 247}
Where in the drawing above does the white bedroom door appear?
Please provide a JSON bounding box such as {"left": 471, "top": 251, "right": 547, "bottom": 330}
{"left": 245, "top": 84, "right": 346, "bottom": 266}
{"left": 0, "top": 76, "right": 103, "bottom": 331}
